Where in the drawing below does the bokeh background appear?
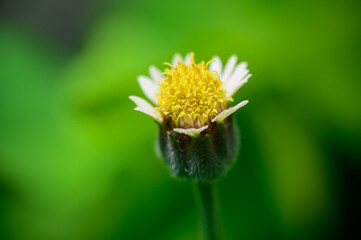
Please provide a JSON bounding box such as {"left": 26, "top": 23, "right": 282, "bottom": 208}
{"left": 1, "top": 0, "right": 360, "bottom": 239}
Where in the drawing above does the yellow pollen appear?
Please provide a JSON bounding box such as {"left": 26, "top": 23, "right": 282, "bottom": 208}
{"left": 155, "top": 53, "right": 232, "bottom": 128}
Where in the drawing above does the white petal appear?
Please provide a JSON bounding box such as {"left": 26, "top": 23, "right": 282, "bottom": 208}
{"left": 212, "top": 100, "right": 249, "bottom": 123}
{"left": 172, "top": 53, "right": 183, "bottom": 67}
{"left": 184, "top": 53, "right": 191, "bottom": 65}
{"left": 225, "top": 69, "right": 249, "bottom": 92}
{"left": 173, "top": 125, "right": 208, "bottom": 137}
{"left": 225, "top": 74, "right": 252, "bottom": 98}
{"left": 221, "top": 55, "right": 237, "bottom": 83}
{"left": 209, "top": 56, "right": 223, "bottom": 78}
{"left": 225, "top": 61, "right": 248, "bottom": 88}
{"left": 129, "top": 96, "right": 162, "bottom": 122}
{"left": 149, "top": 65, "right": 162, "bottom": 82}
{"left": 137, "top": 75, "right": 158, "bottom": 104}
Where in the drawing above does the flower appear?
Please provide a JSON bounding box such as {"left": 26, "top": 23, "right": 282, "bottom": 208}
{"left": 130, "top": 53, "right": 251, "bottom": 180}
{"left": 130, "top": 53, "right": 250, "bottom": 133}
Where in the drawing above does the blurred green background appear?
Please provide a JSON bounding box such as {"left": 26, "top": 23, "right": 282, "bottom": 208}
{"left": 0, "top": 0, "right": 360, "bottom": 239}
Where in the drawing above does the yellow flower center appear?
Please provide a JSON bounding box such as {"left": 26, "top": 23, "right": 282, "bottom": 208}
{"left": 156, "top": 53, "right": 232, "bottom": 128}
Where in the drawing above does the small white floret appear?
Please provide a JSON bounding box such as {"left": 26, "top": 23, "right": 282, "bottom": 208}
{"left": 212, "top": 100, "right": 249, "bottom": 123}
{"left": 221, "top": 55, "right": 238, "bottom": 83}
{"left": 209, "top": 56, "right": 223, "bottom": 78}
{"left": 137, "top": 75, "right": 158, "bottom": 104}
{"left": 225, "top": 61, "right": 248, "bottom": 88}
{"left": 149, "top": 65, "right": 162, "bottom": 82}
{"left": 129, "top": 96, "right": 163, "bottom": 123}
{"left": 184, "top": 53, "right": 191, "bottom": 65}
{"left": 173, "top": 125, "right": 208, "bottom": 137}
{"left": 225, "top": 74, "right": 252, "bottom": 98}
{"left": 172, "top": 53, "right": 183, "bottom": 67}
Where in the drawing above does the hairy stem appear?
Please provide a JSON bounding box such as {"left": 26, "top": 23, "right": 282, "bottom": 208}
{"left": 195, "top": 181, "right": 222, "bottom": 240}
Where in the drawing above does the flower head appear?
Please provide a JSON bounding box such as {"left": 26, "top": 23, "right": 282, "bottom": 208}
{"left": 156, "top": 53, "right": 230, "bottom": 129}
{"left": 130, "top": 53, "right": 251, "bottom": 180}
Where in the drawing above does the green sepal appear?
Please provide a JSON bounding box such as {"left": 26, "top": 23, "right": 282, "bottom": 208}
{"left": 157, "top": 116, "right": 240, "bottom": 181}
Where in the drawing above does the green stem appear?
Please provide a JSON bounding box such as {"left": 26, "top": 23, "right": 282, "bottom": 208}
{"left": 195, "top": 181, "right": 222, "bottom": 240}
